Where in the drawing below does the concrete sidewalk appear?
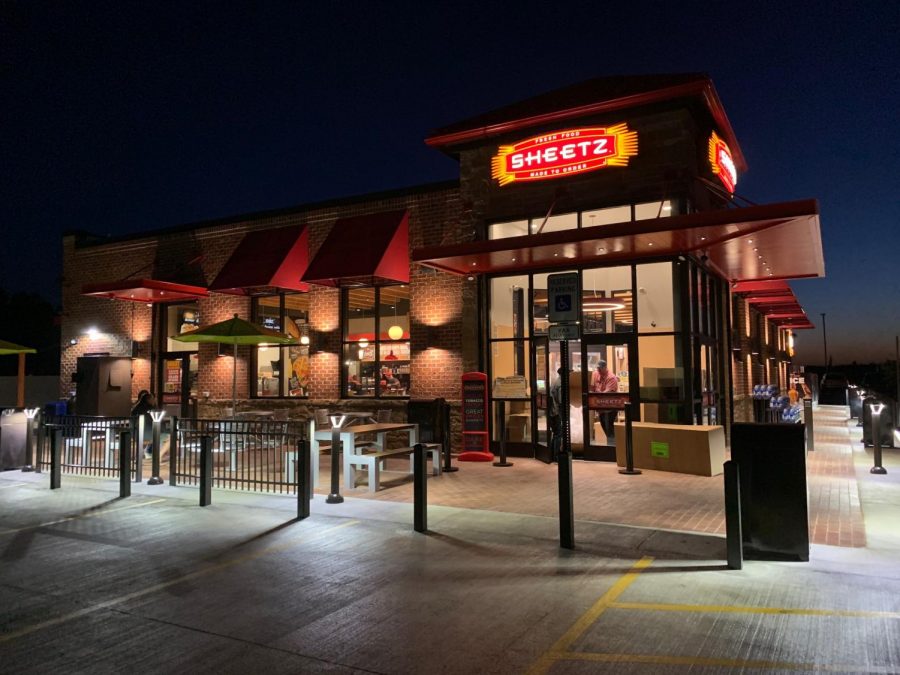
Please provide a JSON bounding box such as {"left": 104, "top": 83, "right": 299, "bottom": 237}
{"left": 1, "top": 404, "right": 898, "bottom": 673}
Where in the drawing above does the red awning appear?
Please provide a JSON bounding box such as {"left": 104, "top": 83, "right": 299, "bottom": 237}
{"left": 81, "top": 278, "right": 209, "bottom": 303}
{"left": 733, "top": 280, "right": 815, "bottom": 330}
{"left": 413, "top": 200, "right": 823, "bottom": 284}
{"left": 209, "top": 225, "right": 310, "bottom": 295}
{"left": 302, "top": 210, "right": 409, "bottom": 287}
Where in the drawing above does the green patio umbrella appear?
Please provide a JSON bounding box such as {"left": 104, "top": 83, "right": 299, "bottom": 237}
{"left": 0, "top": 340, "right": 37, "bottom": 408}
{"left": 171, "top": 314, "right": 297, "bottom": 415}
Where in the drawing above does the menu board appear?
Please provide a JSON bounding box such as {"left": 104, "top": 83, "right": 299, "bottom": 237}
{"left": 462, "top": 374, "right": 488, "bottom": 432}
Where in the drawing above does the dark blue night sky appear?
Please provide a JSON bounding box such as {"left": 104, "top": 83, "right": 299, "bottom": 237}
{"left": 3, "top": 1, "right": 897, "bottom": 364}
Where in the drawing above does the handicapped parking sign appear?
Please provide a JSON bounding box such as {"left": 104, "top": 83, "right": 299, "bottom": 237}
{"left": 548, "top": 272, "right": 580, "bottom": 323}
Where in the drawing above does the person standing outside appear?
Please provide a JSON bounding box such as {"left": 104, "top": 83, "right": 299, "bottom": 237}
{"left": 591, "top": 360, "right": 619, "bottom": 441}
{"left": 548, "top": 367, "right": 566, "bottom": 458}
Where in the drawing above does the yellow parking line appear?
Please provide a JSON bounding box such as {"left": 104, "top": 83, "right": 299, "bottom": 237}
{"left": 610, "top": 601, "right": 900, "bottom": 620}
{"left": 526, "top": 556, "right": 653, "bottom": 675}
{"left": 558, "top": 650, "right": 899, "bottom": 673}
{"left": 1, "top": 519, "right": 359, "bottom": 643}
{"left": 0, "top": 498, "right": 168, "bottom": 536}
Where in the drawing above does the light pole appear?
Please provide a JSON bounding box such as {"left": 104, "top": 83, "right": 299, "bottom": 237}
{"left": 148, "top": 410, "right": 166, "bottom": 485}
{"left": 326, "top": 414, "right": 347, "bottom": 503}
{"left": 870, "top": 402, "right": 887, "bottom": 475}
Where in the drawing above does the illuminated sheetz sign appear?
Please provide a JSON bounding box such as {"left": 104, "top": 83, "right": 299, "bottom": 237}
{"left": 492, "top": 123, "right": 638, "bottom": 186}
{"left": 708, "top": 131, "right": 737, "bottom": 193}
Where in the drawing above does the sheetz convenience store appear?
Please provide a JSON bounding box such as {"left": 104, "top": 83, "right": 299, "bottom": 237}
{"left": 64, "top": 73, "right": 824, "bottom": 469}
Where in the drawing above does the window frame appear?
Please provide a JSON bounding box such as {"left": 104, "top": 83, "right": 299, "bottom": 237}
{"left": 250, "top": 293, "right": 310, "bottom": 399}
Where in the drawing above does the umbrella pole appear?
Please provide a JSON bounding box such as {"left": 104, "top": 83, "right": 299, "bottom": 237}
{"left": 17, "top": 353, "right": 25, "bottom": 408}
{"left": 232, "top": 342, "right": 238, "bottom": 418}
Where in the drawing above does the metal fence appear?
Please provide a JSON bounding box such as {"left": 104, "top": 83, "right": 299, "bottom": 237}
{"left": 171, "top": 418, "right": 307, "bottom": 494}
{"left": 39, "top": 415, "right": 140, "bottom": 481}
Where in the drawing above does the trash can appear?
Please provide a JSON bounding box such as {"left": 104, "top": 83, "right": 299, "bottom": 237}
{"left": 0, "top": 409, "right": 27, "bottom": 470}
{"left": 730, "top": 423, "right": 809, "bottom": 561}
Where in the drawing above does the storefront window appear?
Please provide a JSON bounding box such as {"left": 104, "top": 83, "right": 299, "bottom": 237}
{"left": 251, "top": 294, "right": 310, "bottom": 397}
{"left": 165, "top": 303, "right": 200, "bottom": 352}
{"left": 581, "top": 205, "right": 630, "bottom": 227}
{"left": 636, "top": 262, "right": 677, "bottom": 333}
{"left": 490, "top": 276, "right": 529, "bottom": 339}
{"left": 635, "top": 200, "right": 675, "bottom": 220}
{"left": 342, "top": 285, "right": 409, "bottom": 397}
{"left": 533, "top": 211, "right": 577, "bottom": 234}
{"left": 489, "top": 339, "right": 531, "bottom": 443}
{"left": 489, "top": 220, "right": 529, "bottom": 240}
{"left": 582, "top": 266, "right": 632, "bottom": 334}
{"left": 638, "top": 334, "right": 685, "bottom": 423}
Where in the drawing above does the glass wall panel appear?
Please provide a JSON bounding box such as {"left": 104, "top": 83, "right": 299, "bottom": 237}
{"left": 490, "top": 339, "right": 531, "bottom": 443}
{"left": 581, "top": 205, "right": 631, "bottom": 227}
{"left": 635, "top": 200, "right": 674, "bottom": 220}
{"left": 582, "top": 266, "right": 633, "bottom": 333}
{"left": 165, "top": 303, "right": 200, "bottom": 352}
{"left": 636, "top": 262, "right": 676, "bottom": 332}
{"left": 638, "top": 335, "right": 685, "bottom": 423}
{"left": 490, "top": 276, "right": 529, "bottom": 339}
{"left": 489, "top": 220, "right": 529, "bottom": 240}
{"left": 344, "top": 344, "right": 374, "bottom": 397}
{"left": 533, "top": 212, "right": 577, "bottom": 234}
{"left": 257, "top": 296, "right": 281, "bottom": 331}
{"left": 345, "top": 288, "right": 376, "bottom": 340}
{"left": 379, "top": 342, "right": 410, "bottom": 396}
{"left": 252, "top": 294, "right": 310, "bottom": 398}
{"left": 532, "top": 270, "right": 576, "bottom": 335}
{"left": 378, "top": 285, "right": 409, "bottom": 340}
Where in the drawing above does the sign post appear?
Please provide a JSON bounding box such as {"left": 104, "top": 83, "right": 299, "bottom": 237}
{"left": 547, "top": 272, "right": 579, "bottom": 549}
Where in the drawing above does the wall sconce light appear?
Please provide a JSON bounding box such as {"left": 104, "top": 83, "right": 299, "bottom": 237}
{"left": 68, "top": 338, "right": 78, "bottom": 346}
{"left": 300, "top": 335, "right": 310, "bottom": 346}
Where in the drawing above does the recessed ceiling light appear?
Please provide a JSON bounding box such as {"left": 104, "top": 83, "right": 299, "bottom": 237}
{"left": 648, "top": 242, "right": 654, "bottom": 246}
{"left": 700, "top": 236, "right": 706, "bottom": 241}
{"left": 554, "top": 253, "right": 559, "bottom": 257}
{"left": 748, "top": 240, "right": 753, "bottom": 244}
{"left": 511, "top": 257, "right": 516, "bottom": 262}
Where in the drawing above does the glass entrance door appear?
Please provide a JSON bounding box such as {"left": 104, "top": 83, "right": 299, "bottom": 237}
{"left": 583, "top": 340, "right": 632, "bottom": 461}
{"left": 532, "top": 339, "right": 552, "bottom": 463}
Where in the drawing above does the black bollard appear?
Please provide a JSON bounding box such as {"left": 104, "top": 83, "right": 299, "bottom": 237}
{"left": 118, "top": 430, "right": 132, "bottom": 498}
{"left": 168, "top": 417, "right": 179, "bottom": 486}
{"left": 441, "top": 401, "right": 458, "bottom": 473}
{"left": 50, "top": 429, "right": 61, "bottom": 490}
{"left": 618, "top": 402, "right": 642, "bottom": 475}
{"left": 148, "top": 414, "right": 163, "bottom": 485}
{"left": 297, "top": 438, "right": 311, "bottom": 520}
{"left": 414, "top": 443, "right": 427, "bottom": 532}
{"left": 493, "top": 400, "right": 513, "bottom": 467}
{"left": 724, "top": 460, "right": 743, "bottom": 570}
{"left": 871, "top": 405, "right": 888, "bottom": 475}
{"left": 326, "top": 425, "right": 344, "bottom": 504}
{"left": 199, "top": 435, "right": 213, "bottom": 506}
{"left": 558, "top": 343, "right": 574, "bottom": 549}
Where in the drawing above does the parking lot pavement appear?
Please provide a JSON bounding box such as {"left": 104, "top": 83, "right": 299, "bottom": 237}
{"left": 2, "top": 471, "right": 899, "bottom": 674}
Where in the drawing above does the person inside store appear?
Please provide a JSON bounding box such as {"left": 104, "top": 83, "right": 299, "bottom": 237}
{"left": 380, "top": 367, "right": 400, "bottom": 389}
{"left": 591, "top": 360, "right": 619, "bottom": 441}
{"left": 347, "top": 374, "right": 362, "bottom": 395}
{"left": 131, "top": 389, "right": 157, "bottom": 457}
{"left": 548, "top": 367, "right": 567, "bottom": 459}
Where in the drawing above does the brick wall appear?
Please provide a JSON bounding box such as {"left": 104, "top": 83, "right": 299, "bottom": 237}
{"left": 61, "top": 182, "right": 469, "bottom": 444}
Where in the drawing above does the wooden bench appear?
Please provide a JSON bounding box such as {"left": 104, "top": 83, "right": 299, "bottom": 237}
{"left": 346, "top": 443, "right": 441, "bottom": 492}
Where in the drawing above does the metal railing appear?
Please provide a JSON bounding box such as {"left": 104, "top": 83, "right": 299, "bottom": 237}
{"left": 171, "top": 418, "right": 307, "bottom": 494}
{"left": 39, "top": 415, "right": 139, "bottom": 481}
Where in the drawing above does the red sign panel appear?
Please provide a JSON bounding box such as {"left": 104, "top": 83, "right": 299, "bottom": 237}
{"left": 492, "top": 123, "right": 638, "bottom": 186}
{"left": 587, "top": 392, "right": 630, "bottom": 410}
{"left": 708, "top": 131, "right": 737, "bottom": 193}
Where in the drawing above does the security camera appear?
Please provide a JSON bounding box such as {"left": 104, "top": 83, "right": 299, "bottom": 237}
{"left": 700, "top": 254, "right": 709, "bottom": 263}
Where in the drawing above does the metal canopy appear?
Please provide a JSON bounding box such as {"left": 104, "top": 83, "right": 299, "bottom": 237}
{"left": 413, "top": 200, "right": 823, "bottom": 284}
{"left": 209, "top": 225, "right": 310, "bottom": 296}
{"left": 81, "top": 278, "right": 209, "bottom": 303}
